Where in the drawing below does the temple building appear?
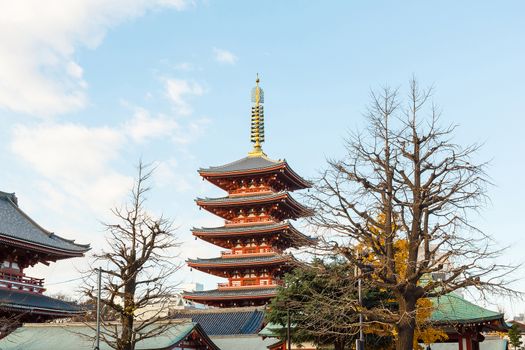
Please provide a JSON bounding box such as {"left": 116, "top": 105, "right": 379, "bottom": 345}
{"left": 258, "top": 292, "right": 509, "bottom": 350}
{"left": 184, "top": 76, "right": 313, "bottom": 307}
{"left": 0, "top": 191, "right": 90, "bottom": 329}
{"left": 428, "top": 293, "right": 508, "bottom": 350}
{"left": 0, "top": 321, "right": 221, "bottom": 350}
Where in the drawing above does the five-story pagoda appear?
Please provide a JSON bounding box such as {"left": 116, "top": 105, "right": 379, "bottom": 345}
{"left": 184, "top": 76, "right": 312, "bottom": 308}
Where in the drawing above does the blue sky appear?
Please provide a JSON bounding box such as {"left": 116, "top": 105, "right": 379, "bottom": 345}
{"left": 0, "top": 1, "right": 523, "bottom": 316}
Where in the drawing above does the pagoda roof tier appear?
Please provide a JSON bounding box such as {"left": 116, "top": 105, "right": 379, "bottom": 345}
{"left": 0, "top": 192, "right": 90, "bottom": 258}
{"left": 199, "top": 155, "right": 311, "bottom": 192}
{"left": 0, "top": 289, "right": 84, "bottom": 317}
{"left": 187, "top": 253, "right": 296, "bottom": 277}
{"left": 183, "top": 286, "right": 277, "bottom": 303}
{"left": 196, "top": 192, "right": 313, "bottom": 221}
{"left": 192, "top": 222, "right": 315, "bottom": 249}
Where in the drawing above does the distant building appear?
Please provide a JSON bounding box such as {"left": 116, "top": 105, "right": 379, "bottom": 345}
{"left": 136, "top": 282, "right": 205, "bottom": 320}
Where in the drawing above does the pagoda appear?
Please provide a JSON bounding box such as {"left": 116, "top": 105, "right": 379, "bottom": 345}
{"left": 184, "top": 76, "right": 313, "bottom": 308}
{"left": 0, "top": 191, "right": 90, "bottom": 332}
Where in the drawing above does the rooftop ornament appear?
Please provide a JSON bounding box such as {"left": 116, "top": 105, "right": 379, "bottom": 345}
{"left": 248, "top": 74, "right": 266, "bottom": 157}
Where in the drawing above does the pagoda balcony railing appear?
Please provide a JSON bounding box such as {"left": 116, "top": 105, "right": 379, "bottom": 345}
{"left": 228, "top": 188, "right": 273, "bottom": 196}
{"left": 224, "top": 220, "right": 276, "bottom": 227}
{"left": 226, "top": 216, "right": 272, "bottom": 225}
{"left": 0, "top": 271, "right": 45, "bottom": 294}
{"left": 220, "top": 250, "right": 276, "bottom": 257}
{"left": 218, "top": 280, "right": 283, "bottom": 289}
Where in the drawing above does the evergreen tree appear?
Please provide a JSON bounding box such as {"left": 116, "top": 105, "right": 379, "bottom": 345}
{"left": 266, "top": 259, "right": 394, "bottom": 350}
{"left": 509, "top": 323, "right": 523, "bottom": 350}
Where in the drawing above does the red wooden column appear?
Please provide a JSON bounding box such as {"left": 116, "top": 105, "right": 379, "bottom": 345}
{"left": 458, "top": 335, "right": 463, "bottom": 350}
{"left": 465, "top": 333, "right": 472, "bottom": 350}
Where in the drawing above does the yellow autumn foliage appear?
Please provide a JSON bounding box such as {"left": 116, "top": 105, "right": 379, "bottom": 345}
{"left": 360, "top": 214, "right": 448, "bottom": 349}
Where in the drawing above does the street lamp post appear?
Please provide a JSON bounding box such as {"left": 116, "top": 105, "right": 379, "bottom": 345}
{"left": 95, "top": 267, "right": 102, "bottom": 350}
{"left": 286, "top": 306, "right": 291, "bottom": 350}
{"left": 355, "top": 250, "right": 364, "bottom": 350}
{"left": 356, "top": 275, "right": 364, "bottom": 350}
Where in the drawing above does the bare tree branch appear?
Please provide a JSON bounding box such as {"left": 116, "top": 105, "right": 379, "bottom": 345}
{"left": 303, "top": 78, "right": 519, "bottom": 350}
{"left": 81, "top": 161, "right": 182, "bottom": 350}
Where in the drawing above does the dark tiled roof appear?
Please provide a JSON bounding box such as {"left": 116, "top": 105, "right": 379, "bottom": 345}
{"left": 188, "top": 254, "right": 291, "bottom": 266}
{"left": 199, "top": 156, "right": 311, "bottom": 190}
{"left": 192, "top": 222, "right": 315, "bottom": 245}
{"left": 192, "top": 223, "right": 316, "bottom": 252}
{"left": 0, "top": 192, "right": 90, "bottom": 255}
{"left": 197, "top": 192, "right": 288, "bottom": 204}
{"left": 194, "top": 222, "right": 290, "bottom": 234}
{"left": 171, "top": 308, "right": 266, "bottom": 335}
{"left": 184, "top": 288, "right": 277, "bottom": 299}
{"left": 197, "top": 192, "right": 312, "bottom": 216}
{"left": 200, "top": 156, "right": 283, "bottom": 174}
{"left": 0, "top": 289, "right": 84, "bottom": 315}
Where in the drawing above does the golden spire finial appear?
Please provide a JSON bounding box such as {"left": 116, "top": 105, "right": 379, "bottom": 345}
{"left": 248, "top": 74, "right": 266, "bottom": 157}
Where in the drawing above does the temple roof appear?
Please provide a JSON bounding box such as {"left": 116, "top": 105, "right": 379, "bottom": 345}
{"left": 187, "top": 253, "right": 293, "bottom": 268}
{"left": 184, "top": 287, "right": 278, "bottom": 300}
{"left": 0, "top": 289, "right": 84, "bottom": 316}
{"left": 196, "top": 192, "right": 313, "bottom": 220}
{"left": 198, "top": 156, "right": 311, "bottom": 191}
{"left": 0, "top": 192, "right": 90, "bottom": 257}
{"left": 211, "top": 335, "right": 279, "bottom": 350}
{"left": 171, "top": 307, "right": 265, "bottom": 335}
{"left": 192, "top": 222, "right": 315, "bottom": 246}
{"left": 197, "top": 192, "right": 292, "bottom": 205}
{"left": 194, "top": 222, "right": 293, "bottom": 234}
{"left": 0, "top": 321, "right": 220, "bottom": 350}
{"left": 430, "top": 293, "right": 505, "bottom": 325}
{"left": 200, "top": 156, "right": 282, "bottom": 173}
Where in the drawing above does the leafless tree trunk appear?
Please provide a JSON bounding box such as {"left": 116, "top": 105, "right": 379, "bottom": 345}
{"left": 307, "top": 78, "right": 518, "bottom": 350}
{"left": 82, "top": 162, "right": 181, "bottom": 350}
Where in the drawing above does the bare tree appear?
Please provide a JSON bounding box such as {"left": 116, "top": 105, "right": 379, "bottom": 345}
{"left": 83, "top": 162, "right": 181, "bottom": 350}
{"left": 0, "top": 312, "right": 25, "bottom": 339}
{"left": 307, "top": 79, "right": 518, "bottom": 350}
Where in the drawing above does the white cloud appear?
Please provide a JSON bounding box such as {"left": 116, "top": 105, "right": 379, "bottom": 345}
{"left": 11, "top": 123, "right": 131, "bottom": 214}
{"left": 123, "top": 104, "right": 209, "bottom": 144}
{"left": 0, "top": 0, "right": 192, "bottom": 117}
{"left": 154, "top": 159, "right": 192, "bottom": 192}
{"left": 157, "top": 0, "right": 195, "bottom": 11}
{"left": 124, "top": 108, "right": 180, "bottom": 142}
{"left": 165, "top": 78, "right": 205, "bottom": 115}
{"left": 173, "top": 62, "right": 196, "bottom": 71}
{"left": 12, "top": 123, "right": 123, "bottom": 178}
{"left": 213, "top": 47, "right": 238, "bottom": 65}
{"left": 8, "top": 71, "right": 209, "bottom": 238}
{"left": 171, "top": 118, "right": 210, "bottom": 144}
{"left": 10, "top": 90, "right": 209, "bottom": 213}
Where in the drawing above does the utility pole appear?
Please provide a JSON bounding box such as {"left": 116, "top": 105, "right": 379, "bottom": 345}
{"left": 357, "top": 276, "right": 364, "bottom": 350}
{"left": 95, "top": 267, "right": 101, "bottom": 350}
{"left": 287, "top": 306, "right": 291, "bottom": 350}
{"left": 355, "top": 250, "right": 364, "bottom": 350}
